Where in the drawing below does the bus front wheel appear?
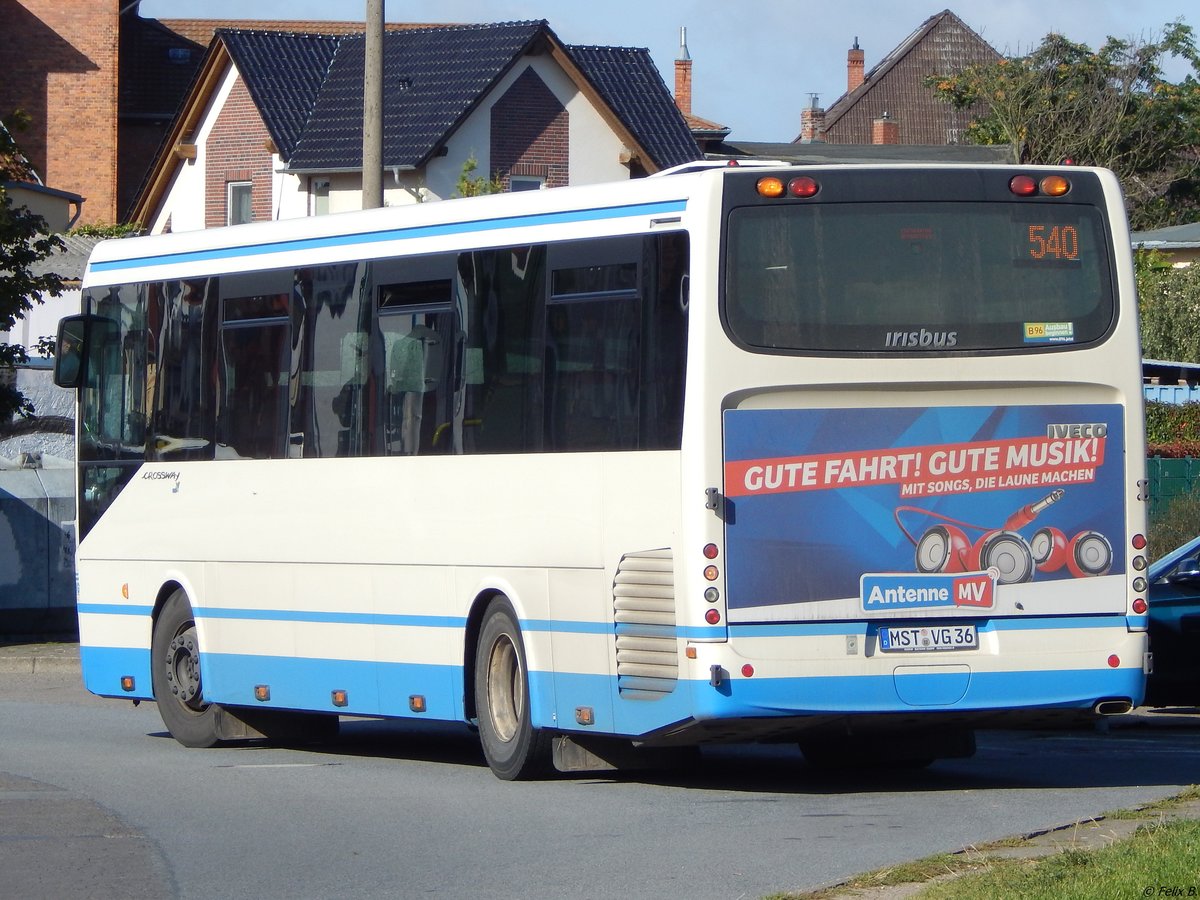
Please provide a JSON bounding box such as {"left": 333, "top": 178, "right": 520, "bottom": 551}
{"left": 151, "top": 590, "right": 222, "bottom": 748}
{"left": 474, "top": 598, "right": 550, "bottom": 780}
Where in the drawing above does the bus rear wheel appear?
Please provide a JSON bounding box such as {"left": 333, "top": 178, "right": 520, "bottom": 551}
{"left": 152, "top": 590, "right": 222, "bottom": 748}
{"left": 474, "top": 599, "right": 550, "bottom": 780}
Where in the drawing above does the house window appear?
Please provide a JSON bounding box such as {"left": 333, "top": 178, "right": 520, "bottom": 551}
{"left": 227, "top": 181, "right": 253, "bottom": 226}
{"left": 311, "top": 179, "right": 331, "bottom": 216}
{"left": 509, "top": 175, "right": 544, "bottom": 192}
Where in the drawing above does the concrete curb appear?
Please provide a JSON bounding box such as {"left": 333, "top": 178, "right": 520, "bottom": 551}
{"left": 0, "top": 644, "right": 81, "bottom": 676}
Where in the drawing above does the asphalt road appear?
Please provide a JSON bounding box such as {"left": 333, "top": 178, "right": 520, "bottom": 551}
{"left": 2, "top": 663, "right": 1199, "bottom": 900}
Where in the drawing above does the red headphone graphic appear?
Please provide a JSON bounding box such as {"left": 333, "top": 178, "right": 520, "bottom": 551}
{"left": 897, "top": 490, "right": 1112, "bottom": 584}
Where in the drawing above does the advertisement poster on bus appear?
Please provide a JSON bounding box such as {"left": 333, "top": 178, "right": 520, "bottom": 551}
{"left": 722, "top": 404, "right": 1127, "bottom": 621}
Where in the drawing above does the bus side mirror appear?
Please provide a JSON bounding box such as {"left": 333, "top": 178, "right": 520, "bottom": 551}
{"left": 53, "top": 314, "right": 103, "bottom": 389}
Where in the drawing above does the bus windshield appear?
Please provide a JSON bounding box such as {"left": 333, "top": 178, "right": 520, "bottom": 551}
{"left": 724, "top": 200, "right": 1114, "bottom": 353}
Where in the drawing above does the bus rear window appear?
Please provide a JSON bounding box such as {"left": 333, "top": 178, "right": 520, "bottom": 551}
{"left": 724, "top": 201, "right": 1114, "bottom": 353}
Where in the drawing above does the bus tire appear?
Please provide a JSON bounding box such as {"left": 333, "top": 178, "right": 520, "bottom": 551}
{"left": 151, "top": 590, "right": 222, "bottom": 748}
{"left": 474, "top": 598, "right": 550, "bottom": 780}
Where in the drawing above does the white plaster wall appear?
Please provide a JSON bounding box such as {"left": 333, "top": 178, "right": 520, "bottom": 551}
{"left": 2, "top": 289, "right": 81, "bottom": 352}
{"left": 272, "top": 159, "right": 309, "bottom": 220}
{"left": 426, "top": 53, "right": 632, "bottom": 197}
{"left": 148, "top": 65, "right": 241, "bottom": 234}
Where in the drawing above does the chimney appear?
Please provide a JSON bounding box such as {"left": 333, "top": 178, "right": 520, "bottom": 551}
{"left": 872, "top": 111, "right": 899, "bottom": 145}
{"left": 799, "top": 94, "right": 825, "bottom": 143}
{"left": 674, "top": 26, "right": 692, "bottom": 116}
{"left": 847, "top": 37, "right": 864, "bottom": 93}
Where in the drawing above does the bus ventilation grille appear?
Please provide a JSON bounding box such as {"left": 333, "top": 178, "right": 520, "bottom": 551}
{"left": 613, "top": 548, "right": 678, "bottom": 700}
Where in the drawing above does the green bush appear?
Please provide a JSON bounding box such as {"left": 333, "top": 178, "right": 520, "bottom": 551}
{"left": 1138, "top": 251, "right": 1200, "bottom": 363}
{"left": 1146, "top": 400, "right": 1200, "bottom": 456}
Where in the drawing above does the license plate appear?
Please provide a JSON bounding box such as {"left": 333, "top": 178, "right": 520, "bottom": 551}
{"left": 879, "top": 624, "right": 978, "bottom": 652}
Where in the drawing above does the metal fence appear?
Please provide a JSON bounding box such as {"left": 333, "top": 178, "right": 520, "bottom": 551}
{"left": 1147, "top": 455, "right": 1200, "bottom": 517}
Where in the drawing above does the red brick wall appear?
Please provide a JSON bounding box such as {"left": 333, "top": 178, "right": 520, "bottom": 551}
{"left": 0, "top": 1, "right": 120, "bottom": 224}
{"left": 872, "top": 115, "right": 900, "bottom": 144}
{"left": 674, "top": 59, "right": 692, "bottom": 116}
{"left": 823, "top": 17, "right": 1001, "bottom": 145}
{"left": 490, "top": 67, "right": 568, "bottom": 190}
{"left": 205, "top": 75, "right": 274, "bottom": 228}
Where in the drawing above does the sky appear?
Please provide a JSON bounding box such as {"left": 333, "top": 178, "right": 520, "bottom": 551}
{"left": 136, "top": 1, "right": 1196, "bottom": 142}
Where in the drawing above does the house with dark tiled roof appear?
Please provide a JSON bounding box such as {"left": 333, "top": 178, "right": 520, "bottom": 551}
{"left": 796, "top": 9, "right": 1001, "bottom": 147}
{"left": 122, "top": 15, "right": 444, "bottom": 220}
{"left": 131, "top": 20, "right": 702, "bottom": 233}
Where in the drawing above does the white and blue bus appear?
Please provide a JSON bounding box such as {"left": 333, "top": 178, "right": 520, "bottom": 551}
{"left": 57, "top": 164, "right": 1150, "bottom": 778}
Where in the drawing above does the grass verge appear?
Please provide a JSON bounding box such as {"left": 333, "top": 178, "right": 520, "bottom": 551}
{"left": 771, "top": 786, "right": 1200, "bottom": 899}
{"left": 920, "top": 819, "right": 1200, "bottom": 899}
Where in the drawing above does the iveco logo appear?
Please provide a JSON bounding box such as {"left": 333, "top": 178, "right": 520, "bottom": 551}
{"left": 885, "top": 329, "right": 959, "bottom": 348}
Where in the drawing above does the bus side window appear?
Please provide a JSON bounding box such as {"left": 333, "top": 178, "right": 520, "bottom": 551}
{"left": 458, "top": 246, "right": 547, "bottom": 454}
{"left": 641, "top": 232, "right": 688, "bottom": 449}
{"left": 148, "top": 278, "right": 216, "bottom": 460}
{"left": 216, "top": 286, "right": 291, "bottom": 460}
{"left": 374, "top": 255, "right": 458, "bottom": 456}
{"left": 290, "top": 263, "right": 370, "bottom": 458}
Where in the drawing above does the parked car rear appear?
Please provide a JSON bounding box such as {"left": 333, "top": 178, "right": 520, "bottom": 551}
{"left": 1146, "top": 535, "right": 1200, "bottom": 707}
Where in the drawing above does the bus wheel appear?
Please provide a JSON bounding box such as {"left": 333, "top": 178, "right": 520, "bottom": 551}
{"left": 474, "top": 599, "right": 550, "bottom": 780}
{"left": 151, "top": 590, "right": 221, "bottom": 748}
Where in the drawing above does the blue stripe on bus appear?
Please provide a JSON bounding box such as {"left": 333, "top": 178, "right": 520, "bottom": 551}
{"left": 78, "top": 603, "right": 155, "bottom": 616}
{"left": 80, "top": 645, "right": 154, "bottom": 701}
{"left": 87, "top": 199, "right": 689, "bottom": 274}
{"left": 687, "top": 666, "right": 1146, "bottom": 720}
{"left": 202, "top": 652, "right": 467, "bottom": 721}
{"left": 78, "top": 644, "right": 1145, "bottom": 736}
{"left": 77, "top": 604, "right": 1136, "bottom": 640}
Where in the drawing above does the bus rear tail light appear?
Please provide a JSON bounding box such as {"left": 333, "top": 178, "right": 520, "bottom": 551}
{"left": 756, "top": 176, "right": 785, "bottom": 198}
{"left": 705, "top": 609, "right": 721, "bottom": 625}
{"left": 703, "top": 543, "right": 719, "bottom": 559}
{"left": 1040, "top": 175, "right": 1070, "bottom": 196}
{"left": 1009, "top": 175, "right": 1037, "bottom": 196}
{"left": 788, "top": 176, "right": 819, "bottom": 198}
{"left": 1132, "top": 598, "right": 1148, "bottom": 614}
{"left": 1008, "top": 174, "right": 1072, "bottom": 197}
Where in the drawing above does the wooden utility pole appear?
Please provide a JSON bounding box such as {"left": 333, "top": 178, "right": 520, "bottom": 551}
{"left": 362, "top": 0, "right": 384, "bottom": 209}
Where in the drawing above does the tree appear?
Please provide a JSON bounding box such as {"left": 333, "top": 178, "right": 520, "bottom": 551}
{"left": 928, "top": 22, "right": 1200, "bottom": 228}
{"left": 453, "top": 154, "right": 504, "bottom": 198}
{"left": 1137, "top": 250, "right": 1200, "bottom": 363}
{"left": 0, "top": 112, "right": 64, "bottom": 423}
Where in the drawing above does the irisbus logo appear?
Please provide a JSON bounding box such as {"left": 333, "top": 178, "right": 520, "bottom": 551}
{"left": 884, "top": 329, "right": 958, "bottom": 349}
{"left": 861, "top": 572, "right": 994, "bottom": 610}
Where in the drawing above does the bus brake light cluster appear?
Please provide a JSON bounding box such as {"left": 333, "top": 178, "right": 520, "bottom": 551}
{"left": 1009, "top": 174, "right": 1071, "bottom": 197}
{"left": 703, "top": 543, "right": 721, "bottom": 624}
{"left": 1131, "top": 532, "right": 1148, "bottom": 612}
{"left": 756, "top": 176, "right": 820, "bottom": 199}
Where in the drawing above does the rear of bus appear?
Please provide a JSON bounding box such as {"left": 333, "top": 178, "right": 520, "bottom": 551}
{"left": 683, "top": 165, "right": 1148, "bottom": 758}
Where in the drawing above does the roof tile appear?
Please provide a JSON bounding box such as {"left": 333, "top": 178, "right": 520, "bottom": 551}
{"left": 568, "top": 45, "right": 702, "bottom": 169}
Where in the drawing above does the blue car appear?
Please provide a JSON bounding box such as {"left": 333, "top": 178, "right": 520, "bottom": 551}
{"left": 1147, "top": 535, "right": 1200, "bottom": 707}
